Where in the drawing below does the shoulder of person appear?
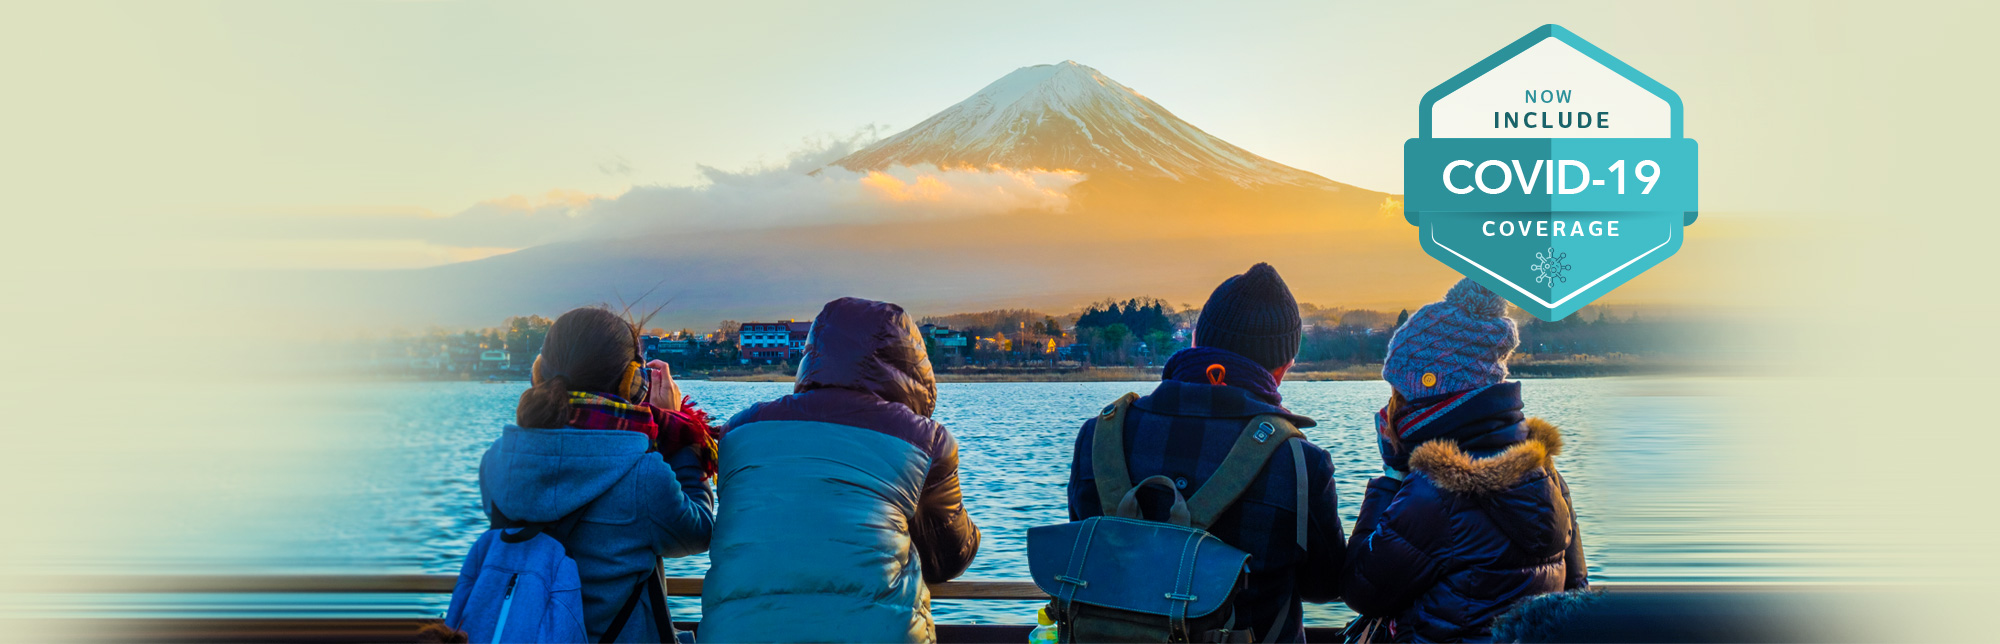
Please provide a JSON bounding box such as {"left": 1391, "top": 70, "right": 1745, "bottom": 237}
{"left": 1288, "top": 436, "right": 1337, "bottom": 476}
{"left": 723, "top": 400, "right": 773, "bottom": 430}
{"left": 1376, "top": 474, "right": 1469, "bottom": 553}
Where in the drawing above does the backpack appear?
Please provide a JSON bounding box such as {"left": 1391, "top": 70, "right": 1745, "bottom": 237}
{"left": 1027, "top": 393, "right": 1311, "bottom": 643}
{"left": 439, "top": 508, "right": 677, "bottom": 643}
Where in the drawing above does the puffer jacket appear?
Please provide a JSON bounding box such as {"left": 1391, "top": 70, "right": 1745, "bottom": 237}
{"left": 1341, "top": 383, "right": 1586, "bottom": 642}
{"left": 700, "top": 297, "right": 981, "bottom": 644}
{"left": 479, "top": 426, "right": 715, "bottom": 642}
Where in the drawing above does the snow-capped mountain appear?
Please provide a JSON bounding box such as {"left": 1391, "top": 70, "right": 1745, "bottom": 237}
{"left": 829, "top": 61, "right": 1343, "bottom": 189}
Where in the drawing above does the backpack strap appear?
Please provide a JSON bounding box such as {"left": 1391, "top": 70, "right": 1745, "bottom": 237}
{"left": 1184, "top": 415, "right": 1306, "bottom": 530}
{"left": 1090, "top": 392, "right": 1142, "bottom": 515}
{"left": 598, "top": 558, "right": 674, "bottom": 644}
{"left": 1291, "top": 438, "right": 1309, "bottom": 552}
{"left": 489, "top": 503, "right": 590, "bottom": 543}
{"left": 1113, "top": 475, "right": 1192, "bottom": 527}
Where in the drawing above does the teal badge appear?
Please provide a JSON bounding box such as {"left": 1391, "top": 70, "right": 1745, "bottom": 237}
{"left": 1405, "top": 25, "right": 1698, "bottom": 321}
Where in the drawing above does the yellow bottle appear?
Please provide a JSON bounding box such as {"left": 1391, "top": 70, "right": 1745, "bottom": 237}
{"left": 1029, "top": 606, "right": 1058, "bottom": 644}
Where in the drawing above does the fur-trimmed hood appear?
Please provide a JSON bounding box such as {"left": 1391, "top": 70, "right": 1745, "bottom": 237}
{"left": 1409, "top": 418, "right": 1562, "bottom": 495}
{"left": 1342, "top": 416, "right": 1586, "bottom": 641}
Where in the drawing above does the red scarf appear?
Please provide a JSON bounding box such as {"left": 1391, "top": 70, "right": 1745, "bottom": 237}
{"left": 566, "top": 392, "right": 721, "bottom": 478}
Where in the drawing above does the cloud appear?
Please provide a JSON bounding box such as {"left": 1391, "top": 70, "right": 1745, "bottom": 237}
{"left": 597, "top": 156, "right": 634, "bottom": 177}
{"left": 564, "top": 133, "right": 1082, "bottom": 237}
{"left": 229, "top": 130, "right": 1085, "bottom": 268}
{"left": 426, "top": 132, "right": 1084, "bottom": 247}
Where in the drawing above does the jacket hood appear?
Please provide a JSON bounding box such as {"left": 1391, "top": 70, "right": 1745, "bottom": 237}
{"left": 1489, "top": 588, "right": 1606, "bottom": 643}
{"left": 794, "top": 297, "right": 938, "bottom": 417}
{"left": 1409, "top": 417, "right": 1562, "bottom": 495}
{"left": 482, "top": 425, "right": 651, "bottom": 523}
{"left": 1411, "top": 418, "right": 1571, "bottom": 556}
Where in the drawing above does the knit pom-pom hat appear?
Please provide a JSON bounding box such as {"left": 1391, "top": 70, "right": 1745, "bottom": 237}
{"left": 1382, "top": 278, "right": 1519, "bottom": 399}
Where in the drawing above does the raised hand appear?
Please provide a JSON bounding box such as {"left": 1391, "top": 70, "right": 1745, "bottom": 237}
{"left": 644, "top": 360, "right": 683, "bottom": 412}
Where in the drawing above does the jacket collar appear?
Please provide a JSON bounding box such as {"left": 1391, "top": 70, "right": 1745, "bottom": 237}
{"left": 1380, "top": 381, "right": 1527, "bottom": 472}
{"left": 1162, "top": 347, "right": 1282, "bottom": 402}
{"left": 1135, "top": 348, "right": 1314, "bottom": 427}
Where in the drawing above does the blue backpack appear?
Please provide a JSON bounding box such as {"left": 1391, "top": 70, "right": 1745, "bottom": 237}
{"left": 1027, "top": 394, "right": 1309, "bottom": 643}
{"left": 441, "top": 509, "right": 676, "bottom": 643}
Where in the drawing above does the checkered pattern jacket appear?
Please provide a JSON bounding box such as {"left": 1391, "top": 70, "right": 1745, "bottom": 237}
{"left": 1067, "top": 379, "right": 1346, "bottom": 644}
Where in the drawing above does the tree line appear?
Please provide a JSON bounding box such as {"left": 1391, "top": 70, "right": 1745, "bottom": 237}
{"left": 351, "top": 300, "right": 1698, "bottom": 379}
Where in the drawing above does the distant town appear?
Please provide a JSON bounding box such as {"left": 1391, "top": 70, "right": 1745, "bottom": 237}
{"left": 345, "top": 298, "right": 1705, "bottom": 383}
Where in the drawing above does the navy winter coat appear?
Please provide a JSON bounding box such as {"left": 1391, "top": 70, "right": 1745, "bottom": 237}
{"left": 1070, "top": 347, "right": 1345, "bottom": 644}
{"left": 1342, "top": 383, "right": 1585, "bottom": 642}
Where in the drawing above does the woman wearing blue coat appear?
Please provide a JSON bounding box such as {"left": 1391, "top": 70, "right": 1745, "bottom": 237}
{"left": 476, "top": 307, "right": 719, "bottom": 642}
{"left": 1342, "top": 280, "right": 1586, "bottom": 642}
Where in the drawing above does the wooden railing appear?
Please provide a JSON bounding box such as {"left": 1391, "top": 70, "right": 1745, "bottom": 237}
{"left": 5, "top": 574, "right": 1048, "bottom": 600}
{"left": 1, "top": 575, "right": 1834, "bottom": 643}
{"left": 3, "top": 573, "right": 1798, "bottom": 597}
{"left": 2, "top": 574, "right": 1053, "bottom": 643}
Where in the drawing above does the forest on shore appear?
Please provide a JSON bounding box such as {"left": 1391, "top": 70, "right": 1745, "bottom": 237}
{"left": 344, "top": 297, "right": 1714, "bottom": 383}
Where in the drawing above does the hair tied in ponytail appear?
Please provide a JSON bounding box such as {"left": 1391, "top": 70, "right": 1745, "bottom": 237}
{"left": 517, "top": 373, "right": 576, "bottom": 429}
{"left": 520, "top": 307, "right": 645, "bottom": 429}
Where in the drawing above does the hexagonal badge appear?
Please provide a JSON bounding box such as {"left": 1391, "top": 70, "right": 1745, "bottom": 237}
{"left": 1405, "top": 25, "right": 1698, "bottom": 321}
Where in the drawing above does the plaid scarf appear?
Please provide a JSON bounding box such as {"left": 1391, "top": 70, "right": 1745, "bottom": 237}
{"left": 567, "top": 392, "right": 722, "bottom": 478}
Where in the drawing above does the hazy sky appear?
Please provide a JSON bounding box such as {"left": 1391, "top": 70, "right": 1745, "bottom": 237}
{"left": 4, "top": 1, "right": 1985, "bottom": 270}
{"left": 10, "top": 10, "right": 2000, "bottom": 629}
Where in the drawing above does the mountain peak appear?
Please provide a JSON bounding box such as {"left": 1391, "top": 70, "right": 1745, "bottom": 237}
{"left": 828, "top": 61, "right": 1339, "bottom": 188}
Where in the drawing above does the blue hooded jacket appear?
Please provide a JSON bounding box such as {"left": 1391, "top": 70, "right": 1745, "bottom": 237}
{"left": 1340, "top": 383, "right": 1586, "bottom": 642}
{"left": 700, "top": 297, "right": 979, "bottom": 644}
{"left": 480, "top": 425, "right": 716, "bottom": 642}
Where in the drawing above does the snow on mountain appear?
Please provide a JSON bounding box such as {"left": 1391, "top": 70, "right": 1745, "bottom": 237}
{"left": 828, "top": 61, "right": 1342, "bottom": 189}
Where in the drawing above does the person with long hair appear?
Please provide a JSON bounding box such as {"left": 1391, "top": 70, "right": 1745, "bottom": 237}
{"left": 477, "top": 306, "right": 720, "bottom": 642}
{"left": 1340, "top": 279, "right": 1586, "bottom": 642}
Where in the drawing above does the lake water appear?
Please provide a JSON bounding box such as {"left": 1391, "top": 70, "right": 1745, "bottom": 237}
{"left": 8, "top": 377, "right": 1842, "bottom": 627}
{"left": 343, "top": 377, "right": 1827, "bottom": 626}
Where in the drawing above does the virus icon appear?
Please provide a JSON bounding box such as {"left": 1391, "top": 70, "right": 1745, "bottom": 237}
{"left": 1531, "top": 248, "right": 1572, "bottom": 285}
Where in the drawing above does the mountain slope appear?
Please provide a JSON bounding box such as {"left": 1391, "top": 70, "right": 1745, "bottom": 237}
{"left": 829, "top": 61, "right": 1346, "bottom": 189}
{"left": 312, "top": 61, "right": 1418, "bottom": 328}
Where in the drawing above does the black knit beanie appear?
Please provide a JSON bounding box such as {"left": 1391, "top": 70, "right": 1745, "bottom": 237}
{"left": 1194, "top": 263, "right": 1302, "bottom": 371}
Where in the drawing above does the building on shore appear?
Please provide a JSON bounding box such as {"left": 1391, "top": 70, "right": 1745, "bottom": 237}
{"left": 739, "top": 321, "right": 808, "bottom": 364}
{"left": 918, "top": 324, "right": 970, "bottom": 350}
{"left": 642, "top": 334, "right": 706, "bottom": 362}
